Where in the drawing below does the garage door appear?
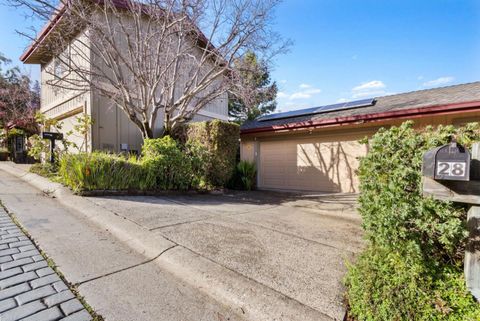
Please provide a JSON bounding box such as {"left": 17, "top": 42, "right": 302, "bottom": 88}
{"left": 258, "top": 136, "right": 367, "bottom": 193}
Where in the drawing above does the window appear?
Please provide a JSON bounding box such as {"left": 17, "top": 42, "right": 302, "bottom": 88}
{"left": 53, "top": 58, "right": 64, "bottom": 78}
{"left": 53, "top": 46, "right": 70, "bottom": 79}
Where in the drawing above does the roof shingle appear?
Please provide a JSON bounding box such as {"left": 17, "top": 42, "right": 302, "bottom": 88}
{"left": 241, "top": 81, "right": 480, "bottom": 131}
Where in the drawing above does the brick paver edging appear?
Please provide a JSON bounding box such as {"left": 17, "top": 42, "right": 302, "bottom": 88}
{"left": 0, "top": 206, "right": 92, "bottom": 321}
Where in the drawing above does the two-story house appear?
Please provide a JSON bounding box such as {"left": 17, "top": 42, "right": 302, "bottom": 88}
{"left": 20, "top": 1, "right": 228, "bottom": 154}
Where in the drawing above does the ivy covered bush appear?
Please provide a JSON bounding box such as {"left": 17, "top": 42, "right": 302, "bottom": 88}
{"left": 175, "top": 120, "right": 240, "bottom": 187}
{"left": 142, "top": 136, "right": 198, "bottom": 190}
{"left": 345, "top": 121, "right": 480, "bottom": 321}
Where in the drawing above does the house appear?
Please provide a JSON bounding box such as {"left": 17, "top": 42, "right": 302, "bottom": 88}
{"left": 240, "top": 82, "right": 480, "bottom": 193}
{"left": 20, "top": 2, "right": 228, "bottom": 154}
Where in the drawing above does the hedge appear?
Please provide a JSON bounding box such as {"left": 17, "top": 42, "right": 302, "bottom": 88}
{"left": 174, "top": 120, "right": 240, "bottom": 187}
{"left": 345, "top": 121, "right": 480, "bottom": 321}
{"left": 142, "top": 136, "right": 197, "bottom": 190}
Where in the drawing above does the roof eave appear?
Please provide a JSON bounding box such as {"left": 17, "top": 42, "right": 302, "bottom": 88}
{"left": 20, "top": 6, "right": 66, "bottom": 64}
{"left": 241, "top": 100, "right": 480, "bottom": 135}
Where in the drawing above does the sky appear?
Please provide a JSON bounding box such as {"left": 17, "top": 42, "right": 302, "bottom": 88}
{"left": 1, "top": 0, "right": 479, "bottom": 112}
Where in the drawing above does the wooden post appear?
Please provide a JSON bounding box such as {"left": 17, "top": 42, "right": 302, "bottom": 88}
{"left": 466, "top": 143, "right": 480, "bottom": 301}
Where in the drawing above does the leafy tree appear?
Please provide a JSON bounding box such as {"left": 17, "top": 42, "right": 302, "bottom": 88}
{"left": 0, "top": 53, "right": 39, "bottom": 137}
{"left": 229, "top": 52, "right": 278, "bottom": 123}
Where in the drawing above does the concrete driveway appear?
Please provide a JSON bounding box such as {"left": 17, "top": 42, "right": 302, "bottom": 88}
{"left": 88, "top": 191, "right": 363, "bottom": 320}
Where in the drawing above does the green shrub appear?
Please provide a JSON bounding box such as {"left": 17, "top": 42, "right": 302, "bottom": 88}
{"left": 57, "top": 136, "right": 216, "bottom": 192}
{"left": 236, "top": 160, "right": 256, "bottom": 190}
{"left": 346, "top": 246, "right": 480, "bottom": 321}
{"left": 141, "top": 136, "right": 193, "bottom": 190}
{"left": 176, "top": 120, "right": 240, "bottom": 187}
{"left": 59, "top": 152, "right": 143, "bottom": 192}
{"left": 29, "top": 162, "right": 59, "bottom": 179}
{"left": 185, "top": 140, "right": 212, "bottom": 189}
{"left": 345, "top": 121, "right": 480, "bottom": 321}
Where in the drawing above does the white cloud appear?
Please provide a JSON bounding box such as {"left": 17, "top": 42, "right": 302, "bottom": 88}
{"left": 417, "top": 75, "right": 424, "bottom": 80}
{"left": 303, "top": 88, "right": 321, "bottom": 95}
{"left": 352, "top": 90, "right": 388, "bottom": 99}
{"left": 290, "top": 92, "right": 312, "bottom": 100}
{"left": 279, "top": 79, "right": 287, "bottom": 84}
{"left": 352, "top": 80, "right": 386, "bottom": 92}
{"left": 334, "top": 79, "right": 393, "bottom": 102}
{"left": 349, "top": 80, "right": 387, "bottom": 99}
{"left": 276, "top": 84, "right": 322, "bottom": 101}
{"left": 422, "top": 76, "right": 454, "bottom": 87}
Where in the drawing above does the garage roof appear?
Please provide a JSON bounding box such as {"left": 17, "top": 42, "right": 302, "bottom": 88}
{"left": 241, "top": 81, "right": 480, "bottom": 133}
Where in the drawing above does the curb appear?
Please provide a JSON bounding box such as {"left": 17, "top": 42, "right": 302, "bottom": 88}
{"left": 0, "top": 162, "right": 337, "bottom": 321}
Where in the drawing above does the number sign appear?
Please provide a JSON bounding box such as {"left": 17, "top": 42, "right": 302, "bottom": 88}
{"left": 436, "top": 162, "right": 466, "bottom": 177}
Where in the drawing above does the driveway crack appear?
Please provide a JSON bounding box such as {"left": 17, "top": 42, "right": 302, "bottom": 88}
{"left": 76, "top": 244, "right": 178, "bottom": 286}
{"left": 84, "top": 198, "right": 148, "bottom": 229}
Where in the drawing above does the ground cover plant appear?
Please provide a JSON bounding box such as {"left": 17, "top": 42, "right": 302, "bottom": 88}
{"left": 345, "top": 121, "right": 480, "bottom": 321}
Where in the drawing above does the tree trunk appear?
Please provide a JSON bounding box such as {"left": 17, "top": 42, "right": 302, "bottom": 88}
{"left": 142, "top": 124, "right": 154, "bottom": 140}
{"left": 163, "top": 113, "right": 171, "bottom": 137}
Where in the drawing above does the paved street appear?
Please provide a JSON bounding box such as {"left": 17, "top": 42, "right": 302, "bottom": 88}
{"left": 0, "top": 207, "right": 91, "bottom": 321}
{"left": 0, "top": 165, "right": 363, "bottom": 321}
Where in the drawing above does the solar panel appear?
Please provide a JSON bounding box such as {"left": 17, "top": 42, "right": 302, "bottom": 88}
{"left": 257, "top": 98, "right": 376, "bottom": 122}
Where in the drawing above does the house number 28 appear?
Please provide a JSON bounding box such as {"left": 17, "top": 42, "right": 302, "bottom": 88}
{"left": 436, "top": 162, "right": 466, "bottom": 177}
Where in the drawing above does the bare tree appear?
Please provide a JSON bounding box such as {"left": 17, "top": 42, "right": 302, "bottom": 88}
{"left": 11, "top": 0, "right": 289, "bottom": 138}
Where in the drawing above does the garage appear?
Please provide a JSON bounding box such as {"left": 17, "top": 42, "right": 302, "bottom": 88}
{"left": 240, "top": 82, "right": 480, "bottom": 193}
{"left": 258, "top": 135, "right": 366, "bottom": 193}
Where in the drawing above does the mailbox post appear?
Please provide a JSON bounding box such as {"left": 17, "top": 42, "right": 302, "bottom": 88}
{"left": 422, "top": 141, "right": 480, "bottom": 301}
{"left": 42, "top": 132, "right": 63, "bottom": 164}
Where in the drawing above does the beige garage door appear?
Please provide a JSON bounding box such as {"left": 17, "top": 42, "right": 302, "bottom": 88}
{"left": 258, "top": 135, "right": 367, "bottom": 193}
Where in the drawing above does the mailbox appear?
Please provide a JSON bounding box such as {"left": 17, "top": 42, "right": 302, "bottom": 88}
{"left": 422, "top": 142, "right": 470, "bottom": 181}
{"left": 42, "top": 132, "right": 63, "bottom": 140}
{"left": 42, "top": 131, "right": 64, "bottom": 164}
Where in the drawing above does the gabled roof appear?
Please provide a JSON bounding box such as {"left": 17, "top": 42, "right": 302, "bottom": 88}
{"left": 20, "top": 0, "right": 216, "bottom": 64}
{"left": 241, "top": 81, "right": 480, "bottom": 134}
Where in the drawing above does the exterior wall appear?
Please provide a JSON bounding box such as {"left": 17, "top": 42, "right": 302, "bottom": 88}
{"left": 40, "top": 31, "right": 92, "bottom": 152}
{"left": 241, "top": 110, "right": 480, "bottom": 193}
{"left": 91, "top": 93, "right": 143, "bottom": 153}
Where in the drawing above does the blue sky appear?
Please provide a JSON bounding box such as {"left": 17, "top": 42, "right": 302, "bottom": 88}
{"left": 272, "top": 0, "right": 480, "bottom": 111}
{"left": 1, "top": 0, "right": 479, "bottom": 112}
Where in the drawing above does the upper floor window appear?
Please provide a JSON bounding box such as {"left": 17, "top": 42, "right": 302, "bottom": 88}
{"left": 53, "top": 58, "right": 64, "bottom": 78}
{"left": 53, "top": 47, "right": 70, "bottom": 79}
